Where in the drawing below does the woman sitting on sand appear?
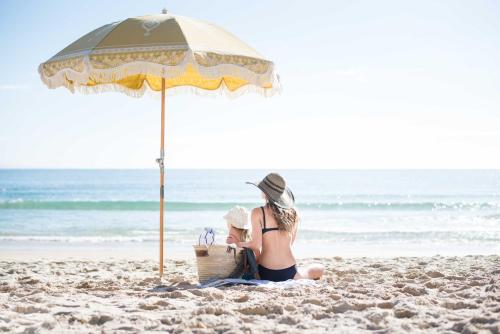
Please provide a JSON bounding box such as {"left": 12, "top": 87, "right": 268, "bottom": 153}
{"left": 236, "top": 173, "right": 324, "bottom": 282}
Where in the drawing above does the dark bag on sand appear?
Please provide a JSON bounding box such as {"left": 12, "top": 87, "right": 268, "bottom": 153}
{"left": 227, "top": 247, "right": 258, "bottom": 280}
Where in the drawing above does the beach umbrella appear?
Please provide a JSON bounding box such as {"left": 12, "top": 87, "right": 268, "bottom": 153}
{"left": 38, "top": 9, "right": 280, "bottom": 277}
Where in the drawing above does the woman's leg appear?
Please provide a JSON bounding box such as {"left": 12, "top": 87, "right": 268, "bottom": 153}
{"left": 295, "top": 264, "right": 325, "bottom": 280}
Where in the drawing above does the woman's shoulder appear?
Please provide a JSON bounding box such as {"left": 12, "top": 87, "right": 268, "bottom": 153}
{"left": 250, "top": 206, "right": 263, "bottom": 216}
{"left": 250, "top": 206, "right": 266, "bottom": 223}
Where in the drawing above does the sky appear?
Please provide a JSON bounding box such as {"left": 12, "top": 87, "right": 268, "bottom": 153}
{"left": 0, "top": 0, "right": 499, "bottom": 169}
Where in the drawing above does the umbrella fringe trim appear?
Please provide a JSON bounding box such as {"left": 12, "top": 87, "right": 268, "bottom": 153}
{"left": 38, "top": 52, "right": 281, "bottom": 98}
{"left": 73, "top": 80, "right": 279, "bottom": 99}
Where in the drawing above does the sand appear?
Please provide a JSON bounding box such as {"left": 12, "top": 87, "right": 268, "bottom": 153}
{"left": 0, "top": 255, "right": 499, "bottom": 333}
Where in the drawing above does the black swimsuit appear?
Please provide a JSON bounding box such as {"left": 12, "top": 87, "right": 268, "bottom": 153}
{"left": 258, "top": 206, "right": 298, "bottom": 282}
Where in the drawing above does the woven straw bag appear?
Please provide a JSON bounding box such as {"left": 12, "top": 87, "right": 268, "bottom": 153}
{"left": 193, "top": 245, "right": 243, "bottom": 282}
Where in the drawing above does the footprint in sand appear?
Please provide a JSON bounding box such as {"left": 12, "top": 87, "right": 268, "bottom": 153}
{"left": 166, "top": 290, "right": 188, "bottom": 299}
{"left": 233, "top": 294, "right": 250, "bottom": 303}
{"left": 41, "top": 322, "right": 55, "bottom": 330}
{"left": 193, "top": 306, "right": 229, "bottom": 316}
{"left": 401, "top": 285, "right": 427, "bottom": 296}
{"left": 279, "top": 315, "right": 300, "bottom": 325}
{"left": 376, "top": 301, "right": 394, "bottom": 309}
{"left": 238, "top": 304, "right": 283, "bottom": 316}
{"left": 301, "top": 298, "right": 325, "bottom": 307}
{"left": 14, "top": 305, "right": 49, "bottom": 314}
{"left": 154, "top": 300, "right": 170, "bottom": 307}
{"left": 18, "top": 276, "right": 40, "bottom": 285}
{"left": 426, "top": 270, "right": 445, "bottom": 278}
{"left": 88, "top": 314, "right": 113, "bottom": 326}
{"left": 425, "top": 280, "right": 444, "bottom": 289}
{"left": 188, "top": 289, "right": 204, "bottom": 297}
{"left": 139, "top": 303, "right": 159, "bottom": 310}
{"left": 328, "top": 301, "right": 353, "bottom": 314}
{"left": 393, "top": 306, "right": 417, "bottom": 318}
{"left": 366, "top": 310, "right": 389, "bottom": 326}
{"left": 76, "top": 281, "right": 92, "bottom": 289}
{"left": 442, "top": 299, "right": 478, "bottom": 310}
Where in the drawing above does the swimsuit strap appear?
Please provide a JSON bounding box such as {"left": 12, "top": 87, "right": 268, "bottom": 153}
{"left": 261, "top": 205, "right": 279, "bottom": 234}
{"left": 261, "top": 206, "right": 266, "bottom": 229}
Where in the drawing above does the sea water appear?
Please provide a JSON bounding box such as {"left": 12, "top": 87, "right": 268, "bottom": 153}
{"left": 0, "top": 169, "right": 499, "bottom": 258}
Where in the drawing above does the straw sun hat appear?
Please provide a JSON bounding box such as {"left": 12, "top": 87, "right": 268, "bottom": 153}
{"left": 247, "top": 173, "right": 295, "bottom": 209}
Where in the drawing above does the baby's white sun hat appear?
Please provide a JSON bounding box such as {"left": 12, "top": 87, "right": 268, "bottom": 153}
{"left": 223, "top": 206, "right": 251, "bottom": 230}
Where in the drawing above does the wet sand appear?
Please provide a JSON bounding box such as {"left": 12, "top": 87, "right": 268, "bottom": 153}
{"left": 0, "top": 255, "right": 499, "bottom": 333}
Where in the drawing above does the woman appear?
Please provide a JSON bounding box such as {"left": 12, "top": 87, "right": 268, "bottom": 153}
{"left": 236, "top": 173, "right": 324, "bottom": 282}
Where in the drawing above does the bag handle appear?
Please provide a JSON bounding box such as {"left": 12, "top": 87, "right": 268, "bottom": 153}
{"left": 226, "top": 245, "right": 239, "bottom": 264}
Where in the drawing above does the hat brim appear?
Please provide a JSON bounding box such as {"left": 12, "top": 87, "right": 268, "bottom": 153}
{"left": 246, "top": 181, "right": 295, "bottom": 209}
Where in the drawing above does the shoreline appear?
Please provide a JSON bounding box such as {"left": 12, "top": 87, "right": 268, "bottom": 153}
{"left": 1, "top": 239, "right": 499, "bottom": 261}
{"left": 1, "top": 255, "right": 498, "bottom": 333}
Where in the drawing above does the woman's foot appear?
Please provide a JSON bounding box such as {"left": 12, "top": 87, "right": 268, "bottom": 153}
{"left": 296, "top": 264, "right": 324, "bottom": 280}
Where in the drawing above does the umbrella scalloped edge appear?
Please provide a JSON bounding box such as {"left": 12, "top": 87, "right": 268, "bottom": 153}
{"left": 38, "top": 51, "right": 281, "bottom": 98}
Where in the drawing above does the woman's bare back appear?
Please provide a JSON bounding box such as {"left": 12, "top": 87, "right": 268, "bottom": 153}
{"left": 255, "top": 206, "right": 297, "bottom": 270}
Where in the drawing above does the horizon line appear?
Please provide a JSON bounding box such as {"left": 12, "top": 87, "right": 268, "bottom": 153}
{"left": 1, "top": 167, "right": 500, "bottom": 171}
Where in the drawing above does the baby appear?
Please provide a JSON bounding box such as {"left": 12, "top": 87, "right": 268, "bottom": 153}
{"left": 224, "top": 206, "right": 251, "bottom": 245}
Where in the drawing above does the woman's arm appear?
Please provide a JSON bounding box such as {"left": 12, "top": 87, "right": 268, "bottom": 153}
{"left": 236, "top": 208, "right": 262, "bottom": 259}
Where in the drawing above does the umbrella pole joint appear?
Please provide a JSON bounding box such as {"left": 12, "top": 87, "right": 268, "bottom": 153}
{"left": 156, "top": 151, "right": 165, "bottom": 199}
{"left": 156, "top": 149, "right": 165, "bottom": 174}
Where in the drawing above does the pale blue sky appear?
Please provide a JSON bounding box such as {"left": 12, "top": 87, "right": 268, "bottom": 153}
{"left": 1, "top": 0, "right": 499, "bottom": 168}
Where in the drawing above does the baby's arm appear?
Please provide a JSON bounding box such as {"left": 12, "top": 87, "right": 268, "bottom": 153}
{"left": 236, "top": 208, "right": 262, "bottom": 259}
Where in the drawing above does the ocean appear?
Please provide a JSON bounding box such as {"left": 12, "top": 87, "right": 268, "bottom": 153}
{"left": 1, "top": 169, "right": 499, "bottom": 258}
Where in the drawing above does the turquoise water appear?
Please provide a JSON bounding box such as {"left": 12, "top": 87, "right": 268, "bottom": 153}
{"left": 1, "top": 169, "right": 499, "bottom": 256}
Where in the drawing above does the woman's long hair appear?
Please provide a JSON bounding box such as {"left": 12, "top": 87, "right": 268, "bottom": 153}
{"left": 267, "top": 200, "right": 299, "bottom": 233}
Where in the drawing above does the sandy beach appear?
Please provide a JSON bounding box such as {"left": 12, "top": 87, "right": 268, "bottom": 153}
{"left": 1, "top": 255, "right": 498, "bottom": 333}
{"left": 2, "top": 0, "right": 500, "bottom": 332}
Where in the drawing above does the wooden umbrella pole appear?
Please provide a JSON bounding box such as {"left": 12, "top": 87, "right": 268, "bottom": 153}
{"left": 159, "top": 78, "right": 166, "bottom": 277}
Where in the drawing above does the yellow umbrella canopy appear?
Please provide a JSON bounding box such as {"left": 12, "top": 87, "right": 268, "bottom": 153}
{"left": 38, "top": 10, "right": 279, "bottom": 278}
{"left": 38, "top": 11, "right": 279, "bottom": 97}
